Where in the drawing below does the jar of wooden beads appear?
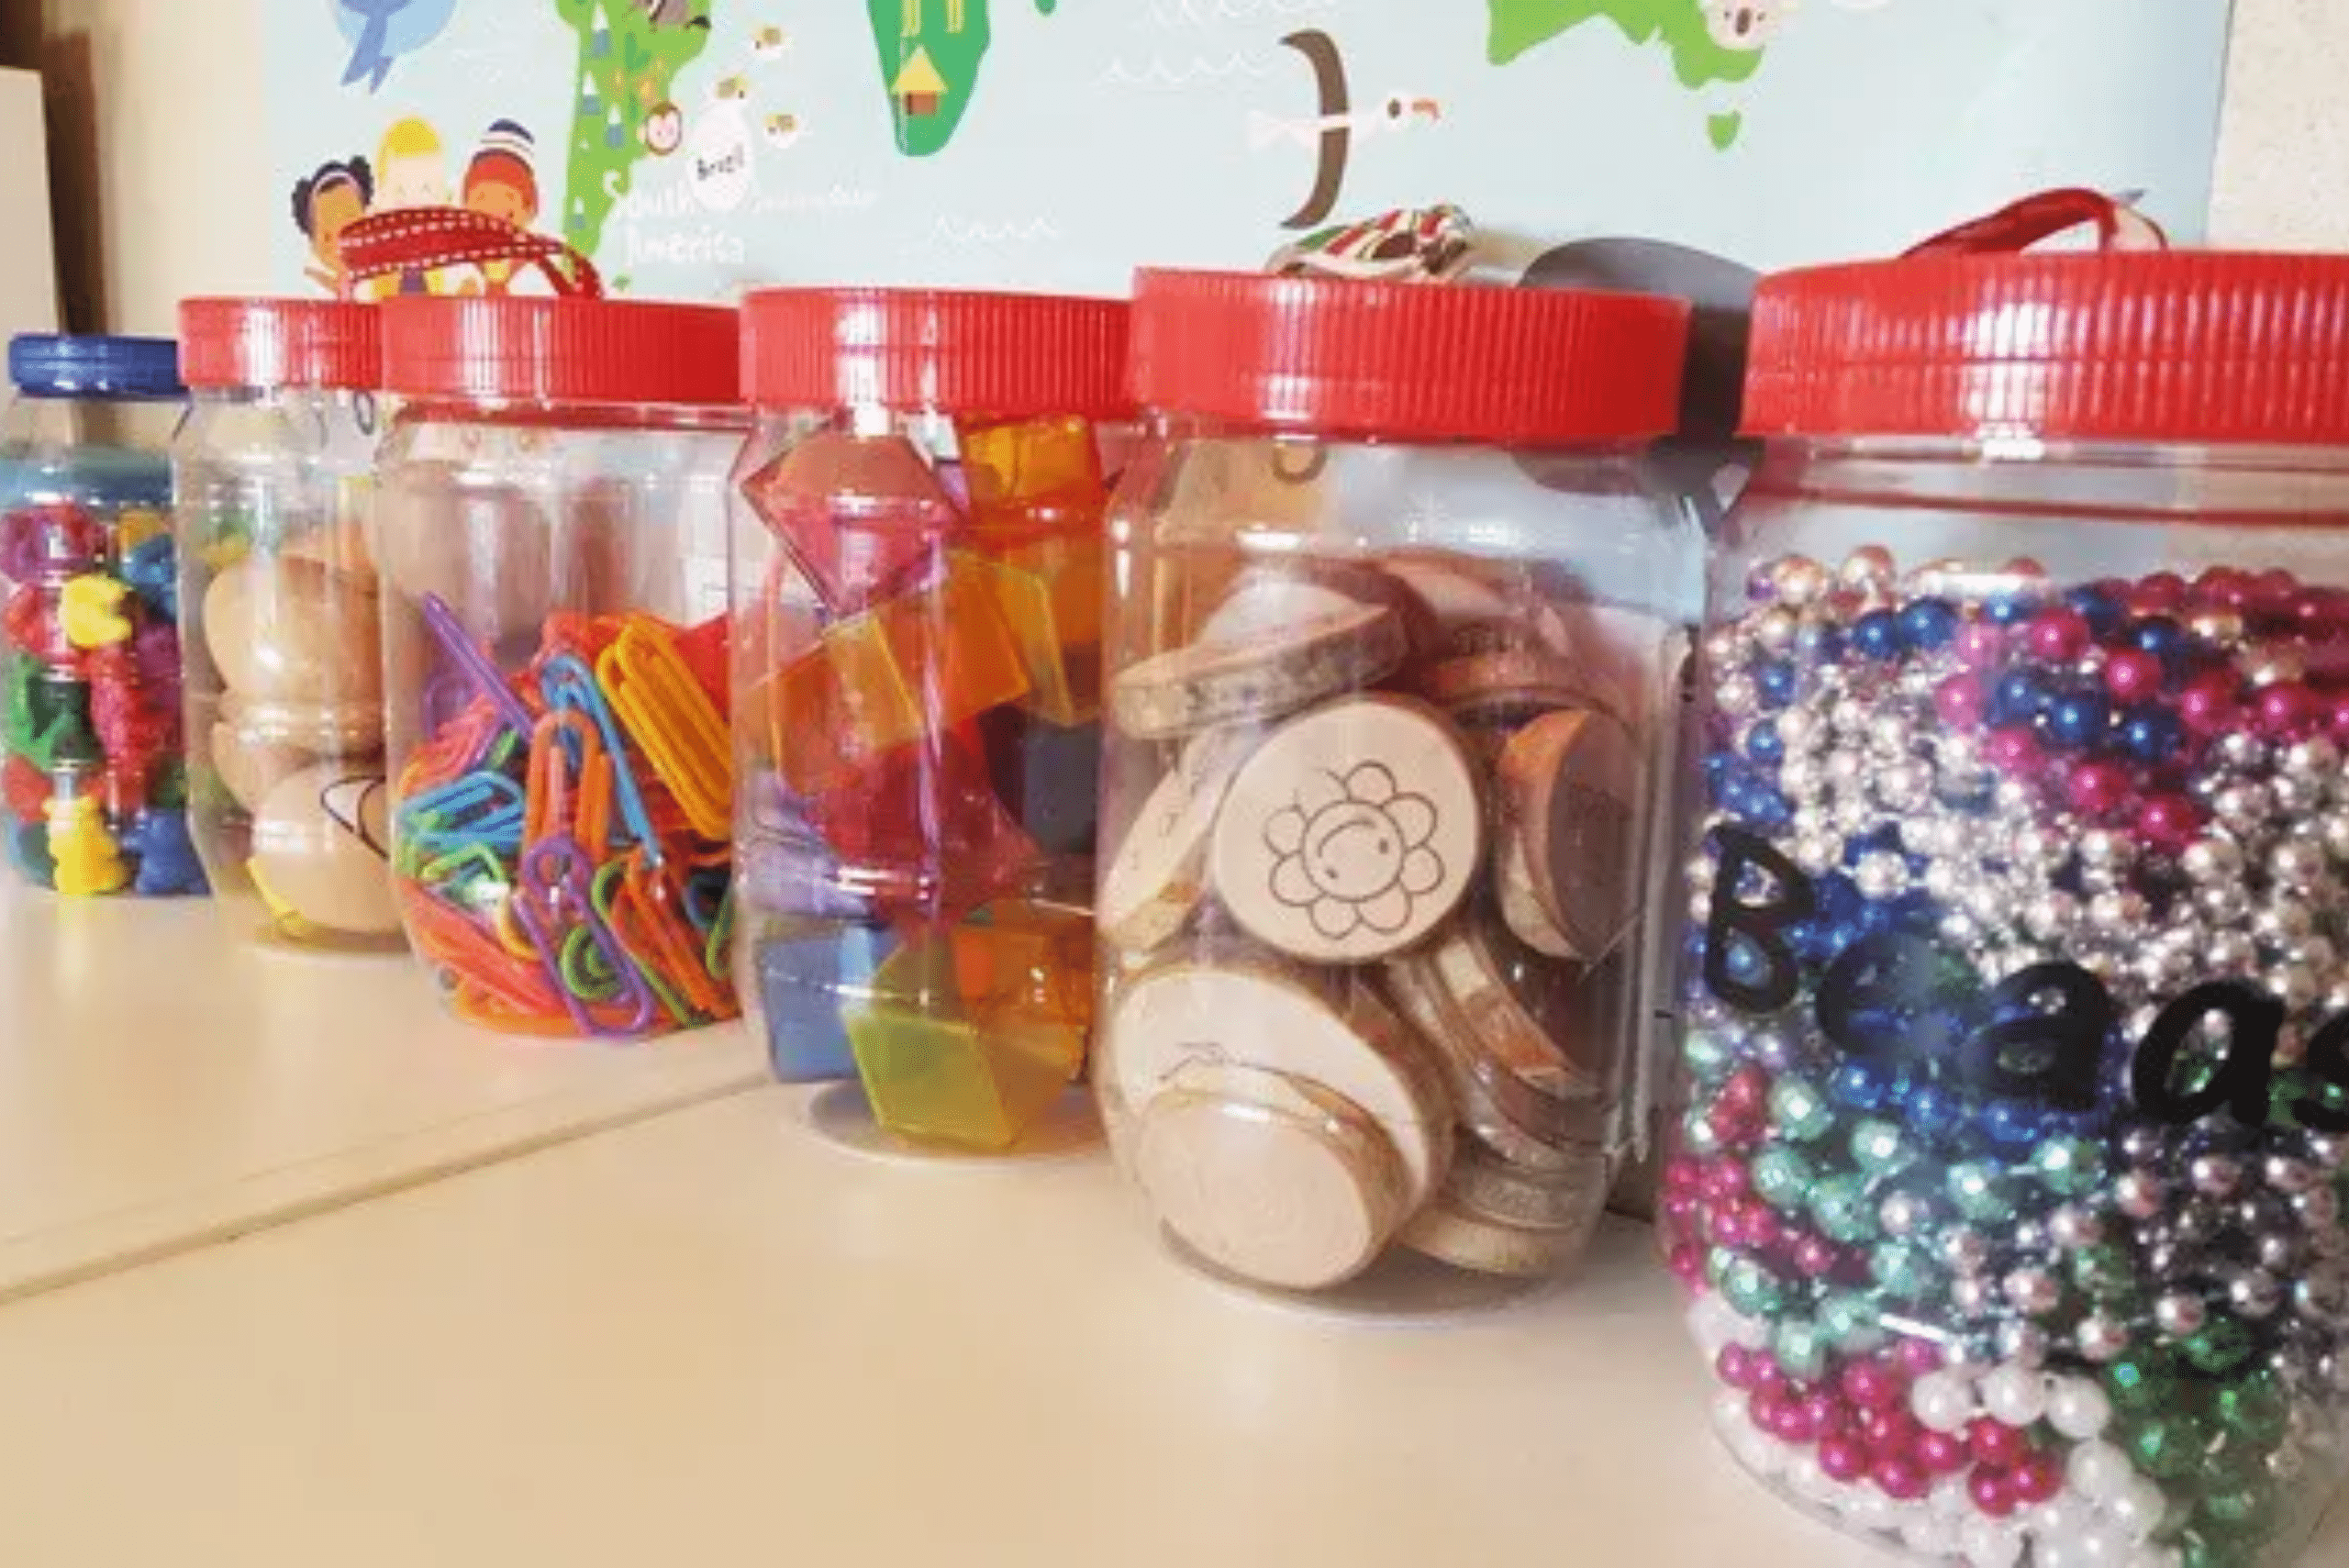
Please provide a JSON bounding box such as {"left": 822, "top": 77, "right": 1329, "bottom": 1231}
{"left": 1095, "top": 269, "right": 1698, "bottom": 1303}
{"left": 730, "top": 288, "right": 1129, "bottom": 1153}
{"left": 373, "top": 296, "right": 744, "bottom": 1039}
{"left": 0, "top": 334, "right": 197, "bottom": 896}
{"left": 1670, "top": 192, "right": 2349, "bottom": 1568}
{"left": 175, "top": 298, "right": 396, "bottom": 948}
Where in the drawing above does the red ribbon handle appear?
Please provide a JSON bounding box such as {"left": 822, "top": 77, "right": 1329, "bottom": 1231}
{"left": 337, "top": 208, "right": 604, "bottom": 299}
{"left": 1903, "top": 187, "right": 2170, "bottom": 260}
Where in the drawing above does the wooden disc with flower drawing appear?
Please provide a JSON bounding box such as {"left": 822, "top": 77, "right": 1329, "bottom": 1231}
{"left": 1208, "top": 695, "right": 1480, "bottom": 963}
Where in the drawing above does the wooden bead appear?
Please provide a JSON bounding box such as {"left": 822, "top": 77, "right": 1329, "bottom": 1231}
{"left": 1209, "top": 695, "right": 1479, "bottom": 963}
{"left": 203, "top": 556, "right": 383, "bottom": 713}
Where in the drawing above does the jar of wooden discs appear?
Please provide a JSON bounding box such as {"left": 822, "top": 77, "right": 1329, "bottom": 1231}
{"left": 1095, "top": 268, "right": 1700, "bottom": 1304}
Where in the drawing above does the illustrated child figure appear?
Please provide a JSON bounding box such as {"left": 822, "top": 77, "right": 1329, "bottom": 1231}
{"left": 290, "top": 157, "right": 374, "bottom": 296}
{"left": 461, "top": 120, "right": 540, "bottom": 295}
{"left": 366, "top": 117, "right": 453, "bottom": 297}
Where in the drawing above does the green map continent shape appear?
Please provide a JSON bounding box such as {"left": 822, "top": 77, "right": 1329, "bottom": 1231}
{"left": 866, "top": 0, "right": 994, "bottom": 158}
{"left": 1487, "top": 0, "right": 1765, "bottom": 91}
{"left": 554, "top": 0, "right": 716, "bottom": 261}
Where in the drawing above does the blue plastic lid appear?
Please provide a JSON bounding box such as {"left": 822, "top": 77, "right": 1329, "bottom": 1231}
{"left": 7, "top": 334, "right": 184, "bottom": 400}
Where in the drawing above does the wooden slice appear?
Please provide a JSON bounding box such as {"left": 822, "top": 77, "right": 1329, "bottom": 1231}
{"left": 1417, "top": 648, "right": 1603, "bottom": 719}
{"left": 1106, "top": 962, "right": 1453, "bottom": 1212}
{"left": 1376, "top": 552, "right": 1521, "bottom": 635}
{"left": 1136, "top": 1088, "right": 1404, "bottom": 1292}
{"left": 1098, "top": 728, "right": 1256, "bottom": 953}
{"left": 1381, "top": 950, "right": 1592, "bottom": 1174}
{"left": 1445, "top": 1140, "right": 1612, "bottom": 1233}
{"left": 1209, "top": 695, "right": 1481, "bottom": 964}
{"left": 1193, "top": 573, "right": 1380, "bottom": 647}
{"left": 1109, "top": 604, "right": 1407, "bottom": 740}
{"left": 1427, "top": 924, "right": 1605, "bottom": 1102}
{"left": 1495, "top": 707, "right": 1640, "bottom": 962}
{"left": 1398, "top": 1195, "right": 1582, "bottom": 1278}
{"left": 1494, "top": 829, "right": 1578, "bottom": 960}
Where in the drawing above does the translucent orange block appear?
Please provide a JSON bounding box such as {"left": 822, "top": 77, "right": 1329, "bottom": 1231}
{"left": 872, "top": 553, "right": 1032, "bottom": 726}
{"left": 760, "top": 556, "right": 1034, "bottom": 797}
{"left": 759, "top": 617, "right": 922, "bottom": 797}
{"left": 845, "top": 900, "right": 1091, "bottom": 1151}
{"left": 979, "top": 533, "right": 1105, "bottom": 726}
{"left": 961, "top": 416, "right": 1105, "bottom": 538}
{"left": 742, "top": 432, "right": 961, "bottom": 612}
{"left": 950, "top": 897, "right": 1094, "bottom": 1031}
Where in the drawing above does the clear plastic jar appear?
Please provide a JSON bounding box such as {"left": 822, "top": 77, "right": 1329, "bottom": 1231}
{"left": 1670, "top": 210, "right": 2349, "bottom": 1568}
{"left": 374, "top": 297, "right": 744, "bottom": 1039}
{"left": 731, "top": 289, "right": 1129, "bottom": 1152}
{"left": 174, "top": 299, "right": 397, "bottom": 948}
{"left": 1095, "top": 270, "right": 1698, "bottom": 1302}
{"left": 0, "top": 334, "right": 198, "bottom": 896}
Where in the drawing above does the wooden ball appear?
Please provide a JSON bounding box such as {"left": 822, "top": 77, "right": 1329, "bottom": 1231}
{"left": 209, "top": 719, "right": 312, "bottom": 817}
{"left": 204, "top": 556, "right": 383, "bottom": 711}
{"left": 250, "top": 763, "right": 399, "bottom": 936}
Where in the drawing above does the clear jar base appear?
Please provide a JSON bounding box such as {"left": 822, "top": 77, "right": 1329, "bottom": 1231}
{"left": 250, "top": 919, "right": 408, "bottom": 959}
{"left": 1153, "top": 1228, "right": 1571, "bottom": 1326}
{"left": 801, "top": 1082, "right": 1103, "bottom": 1165}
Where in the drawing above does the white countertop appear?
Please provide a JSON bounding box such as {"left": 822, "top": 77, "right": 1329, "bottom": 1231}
{"left": 0, "top": 1084, "right": 2332, "bottom": 1568}
{"left": 0, "top": 884, "right": 763, "bottom": 1298}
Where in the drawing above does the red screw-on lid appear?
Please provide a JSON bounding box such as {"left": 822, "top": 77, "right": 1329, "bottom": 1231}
{"left": 378, "top": 297, "right": 739, "bottom": 406}
{"left": 1745, "top": 191, "right": 2349, "bottom": 445}
{"left": 1127, "top": 268, "right": 1689, "bottom": 446}
{"left": 741, "top": 288, "right": 1131, "bottom": 419}
{"left": 178, "top": 298, "right": 380, "bottom": 391}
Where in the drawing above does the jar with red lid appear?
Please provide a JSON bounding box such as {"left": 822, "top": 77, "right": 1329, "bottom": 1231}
{"left": 1094, "top": 268, "right": 1698, "bottom": 1304}
{"left": 374, "top": 296, "right": 744, "bottom": 1039}
{"left": 174, "top": 298, "right": 396, "bottom": 947}
{"left": 1669, "top": 193, "right": 2349, "bottom": 1568}
{"left": 731, "top": 288, "right": 1129, "bottom": 1154}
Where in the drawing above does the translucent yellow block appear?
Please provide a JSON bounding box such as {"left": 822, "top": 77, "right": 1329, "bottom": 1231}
{"left": 846, "top": 902, "right": 1091, "bottom": 1151}
{"left": 874, "top": 553, "right": 1032, "bottom": 727}
{"left": 961, "top": 416, "right": 1105, "bottom": 538}
{"left": 978, "top": 534, "right": 1105, "bottom": 726}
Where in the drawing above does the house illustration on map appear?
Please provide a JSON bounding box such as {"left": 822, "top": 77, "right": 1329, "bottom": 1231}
{"left": 868, "top": 0, "right": 1014, "bottom": 154}
{"left": 893, "top": 50, "right": 948, "bottom": 117}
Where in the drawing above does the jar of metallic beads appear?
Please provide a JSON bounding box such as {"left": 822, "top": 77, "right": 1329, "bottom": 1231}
{"left": 1669, "top": 191, "right": 2349, "bottom": 1568}
{"left": 1094, "top": 269, "right": 1699, "bottom": 1305}
{"left": 175, "top": 298, "right": 397, "bottom": 949}
{"left": 0, "top": 333, "right": 199, "bottom": 896}
{"left": 731, "top": 288, "right": 1129, "bottom": 1154}
{"left": 373, "top": 296, "right": 745, "bottom": 1038}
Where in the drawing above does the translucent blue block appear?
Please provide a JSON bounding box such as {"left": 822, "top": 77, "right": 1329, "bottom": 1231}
{"left": 756, "top": 922, "right": 896, "bottom": 1084}
{"left": 983, "top": 712, "right": 1100, "bottom": 859}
